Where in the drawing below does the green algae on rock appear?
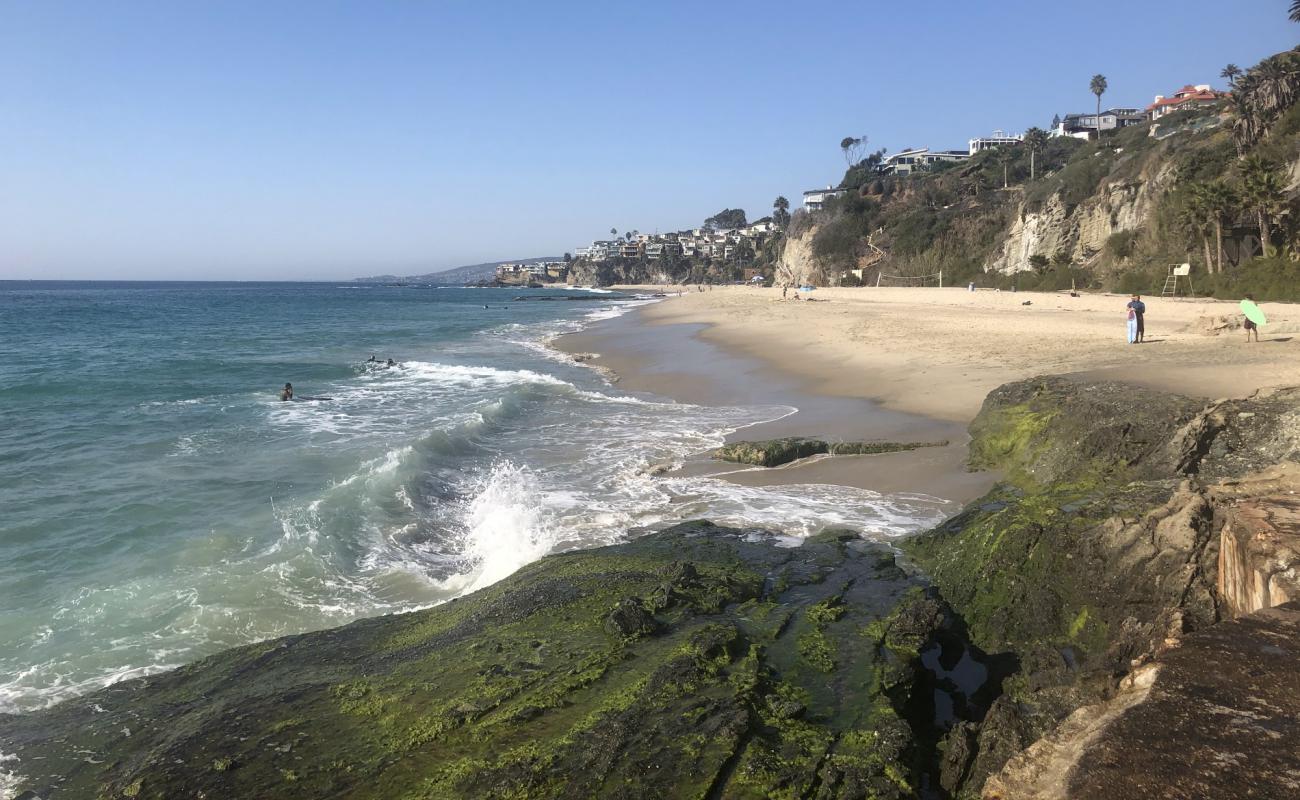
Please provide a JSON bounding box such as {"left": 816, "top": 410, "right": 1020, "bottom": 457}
{"left": 907, "top": 377, "right": 1300, "bottom": 798}
{"left": 0, "top": 522, "right": 964, "bottom": 800}
{"left": 714, "top": 438, "right": 947, "bottom": 468}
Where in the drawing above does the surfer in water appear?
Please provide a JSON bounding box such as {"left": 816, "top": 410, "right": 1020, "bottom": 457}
{"left": 279, "top": 382, "right": 294, "bottom": 401}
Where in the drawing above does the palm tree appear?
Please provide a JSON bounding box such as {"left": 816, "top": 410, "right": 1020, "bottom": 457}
{"left": 773, "top": 196, "right": 791, "bottom": 229}
{"left": 1291, "top": 0, "right": 1300, "bottom": 22}
{"left": 1221, "top": 64, "right": 1242, "bottom": 87}
{"left": 1090, "top": 74, "right": 1108, "bottom": 139}
{"left": 994, "top": 146, "right": 1016, "bottom": 188}
{"left": 610, "top": 227, "right": 617, "bottom": 240}
{"left": 1182, "top": 187, "right": 1216, "bottom": 274}
{"left": 1240, "top": 156, "right": 1288, "bottom": 257}
{"left": 1197, "top": 181, "right": 1237, "bottom": 273}
{"left": 1023, "top": 127, "right": 1049, "bottom": 180}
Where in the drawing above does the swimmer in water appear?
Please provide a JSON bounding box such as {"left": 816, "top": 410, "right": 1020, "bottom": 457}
{"left": 279, "top": 382, "right": 293, "bottom": 401}
{"left": 387, "top": 358, "right": 396, "bottom": 367}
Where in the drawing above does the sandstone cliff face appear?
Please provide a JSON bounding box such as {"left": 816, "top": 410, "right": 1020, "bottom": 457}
{"left": 986, "top": 163, "right": 1176, "bottom": 275}
{"left": 775, "top": 225, "right": 825, "bottom": 286}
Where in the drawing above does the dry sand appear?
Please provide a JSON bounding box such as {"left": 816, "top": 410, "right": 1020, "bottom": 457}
{"left": 554, "top": 285, "right": 1299, "bottom": 506}
{"left": 623, "top": 286, "right": 1300, "bottom": 423}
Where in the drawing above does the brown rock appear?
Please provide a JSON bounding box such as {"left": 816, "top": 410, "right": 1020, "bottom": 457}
{"left": 983, "top": 603, "right": 1300, "bottom": 799}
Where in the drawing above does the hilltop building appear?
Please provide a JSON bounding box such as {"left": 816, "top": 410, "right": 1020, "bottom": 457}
{"left": 571, "top": 216, "right": 780, "bottom": 265}
{"left": 495, "top": 261, "right": 569, "bottom": 284}
{"left": 968, "top": 130, "right": 1023, "bottom": 154}
{"left": 882, "top": 147, "right": 970, "bottom": 175}
{"left": 1147, "top": 84, "right": 1221, "bottom": 120}
{"left": 802, "top": 186, "right": 847, "bottom": 211}
{"left": 1053, "top": 109, "right": 1145, "bottom": 139}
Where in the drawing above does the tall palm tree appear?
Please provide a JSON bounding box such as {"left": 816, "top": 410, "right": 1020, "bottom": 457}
{"left": 610, "top": 227, "right": 617, "bottom": 240}
{"left": 1090, "top": 74, "right": 1108, "bottom": 139}
{"left": 1182, "top": 187, "right": 1216, "bottom": 274}
{"left": 773, "top": 196, "right": 791, "bottom": 229}
{"left": 1198, "top": 181, "right": 1237, "bottom": 273}
{"left": 1291, "top": 0, "right": 1300, "bottom": 22}
{"left": 1023, "top": 127, "right": 1049, "bottom": 180}
{"left": 995, "top": 146, "right": 1016, "bottom": 188}
{"left": 1221, "top": 64, "right": 1242, "bottom": 87}
{"left": 1240, "top": 156, "right": 1288, "bottom": 257}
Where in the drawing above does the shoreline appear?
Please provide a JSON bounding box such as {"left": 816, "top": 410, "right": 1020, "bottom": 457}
{"left": 554, "top": 300, "right": 998, "bottom": 507}
{"left": 554, "top": 284, "right": 1300, "bottom": 507}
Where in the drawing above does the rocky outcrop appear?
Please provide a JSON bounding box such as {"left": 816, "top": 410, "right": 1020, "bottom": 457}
{"left": 986, "top": 163, "right": 1175, "bottom": 275}
{"left": 1213, "top": 465, "right": 1300, "bottom": 617}
{"left": 907, "top": 377, "right": 1300, "bottom": 797}
{"left": 715, "top": 438, "right": 947, "bottom": 467}
{"left": 983, "top": 602, "right": 1300, "bottom": 800}
{"left": 776, "top": 225, "right": 825, "bottom": 286}
{"left": 0, "top": 523, "right": 981, "bottom": 800}
{"left": 4, "top": 379, "right": 1299, "bottom": 800}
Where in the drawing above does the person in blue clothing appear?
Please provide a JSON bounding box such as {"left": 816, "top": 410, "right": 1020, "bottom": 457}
{"left": 1126, "top": 294, "right": 1146, "bottom": 343}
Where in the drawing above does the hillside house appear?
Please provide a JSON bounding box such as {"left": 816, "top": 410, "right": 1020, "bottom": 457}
{"left": 968, "top": 130, "right": 1023, "bottom": 154}
{"left": 883, "top": 147, "right": 970, "bottom": 175}
{"left": 802, "top": 186, "right": 847, "bottom": 211}
{"left": 1147, "top": 84, "right": 1221, "bottom": 120}
{"left": 1053, "top": 108, "right": 1145, "bottom": 139}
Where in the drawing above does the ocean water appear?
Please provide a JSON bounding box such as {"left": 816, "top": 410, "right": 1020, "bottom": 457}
{"left": 0, "top": 281, "right": 950, "bottom": 717}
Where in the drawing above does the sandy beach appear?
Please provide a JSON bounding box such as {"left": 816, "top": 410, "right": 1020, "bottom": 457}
{"left": 557, "top": 286, "right": 1300, "bottom": 504}
{"left": 614, "top": 285, "right": 1300, "bottom": 422}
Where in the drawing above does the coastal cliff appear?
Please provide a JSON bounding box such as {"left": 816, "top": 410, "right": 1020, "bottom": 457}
{"left": 3, "top": 379, "right": 1299, "bottom": 799}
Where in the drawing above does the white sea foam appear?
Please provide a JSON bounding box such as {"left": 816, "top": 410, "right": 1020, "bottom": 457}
{"left": 437, "top": 461, "right": 560, "bottom": 594}
{"left": 0, "top": 753, "right": 22, "bottom": 800}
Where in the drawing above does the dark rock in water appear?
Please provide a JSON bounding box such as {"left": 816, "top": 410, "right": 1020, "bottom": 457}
{"left": 714, "top": 437, "right": 947, "bottom": 467}
{"left": 0, "top": 521, "right": 969, "bottom": 800}
{"left": 984, "top": 602, "right": 1300, "bottom": 799}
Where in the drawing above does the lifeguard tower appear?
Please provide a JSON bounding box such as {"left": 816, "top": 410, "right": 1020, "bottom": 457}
{"left": 1161, "top": 263, "right": 1193, "bottom": 297}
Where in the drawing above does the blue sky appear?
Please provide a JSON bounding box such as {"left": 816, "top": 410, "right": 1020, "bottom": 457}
{"left": 2, "top": 0, "right": 1295, "bottom": 280}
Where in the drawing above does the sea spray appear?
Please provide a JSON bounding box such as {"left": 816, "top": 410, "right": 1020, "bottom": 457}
{"left": 0, "top": 283, "right": 953, "bottom": 715}
{"left": 439, "top": 461, "right": 559, "bottom": 594}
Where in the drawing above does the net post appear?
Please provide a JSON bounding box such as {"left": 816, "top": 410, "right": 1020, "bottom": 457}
{"left": 876, "top": 272, "right": 881, "bottom": 287}
{"left": 938, "top": 270, "right": 943, "bottom": 289}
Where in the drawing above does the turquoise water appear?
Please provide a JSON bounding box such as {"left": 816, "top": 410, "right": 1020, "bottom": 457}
{"left": 0, "top": 281, "right": 949, "bottom": 714}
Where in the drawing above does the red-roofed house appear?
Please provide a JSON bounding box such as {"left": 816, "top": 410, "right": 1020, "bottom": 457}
{"left": 1147, "top": 84, "right": 1221, "bottom": 120}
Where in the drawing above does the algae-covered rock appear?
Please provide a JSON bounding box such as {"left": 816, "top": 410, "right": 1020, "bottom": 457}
{"left": 0, "top": 522, "right": 957, "bottom": 800}
{"left": 906, "top": 378, "right": 1300, "bottom": 797}
{"left": 715, "top": 438, "right": 945, "bottom": 467}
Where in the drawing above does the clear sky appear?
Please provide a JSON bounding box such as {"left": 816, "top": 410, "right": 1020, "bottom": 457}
{"left": 2, "top": 1, "right": 1295, "bottom": 280}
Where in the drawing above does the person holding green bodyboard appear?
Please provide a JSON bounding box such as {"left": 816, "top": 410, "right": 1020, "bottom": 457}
{"left": 1240, "top": 294, "right": 1266, "bottom": 343}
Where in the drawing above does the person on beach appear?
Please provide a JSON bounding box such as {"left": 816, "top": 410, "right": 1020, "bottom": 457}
{"left": 1126, "top": 305, "right": 1138, "bottom": 344}
{"left": 1243, "top": 294, "right": 1261, "bottom": 343}
{"left": 279, "top": 382, "right": 294, "bottom": 401}
{"left": 1126, "top": 294, "right": 1146, "bottom": 343}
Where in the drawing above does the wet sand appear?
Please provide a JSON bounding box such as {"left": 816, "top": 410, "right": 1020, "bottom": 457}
{"left": 555, "top": 285, "right": 1300, "bottom": 507}
{"left": 557, "top": 312, "right": 998, "bottom": 506}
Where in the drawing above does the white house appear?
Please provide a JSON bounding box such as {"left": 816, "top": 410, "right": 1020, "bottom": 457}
{"left": 802, "top": 186, "right": 847, "bottom": 211}
{"left": 883, "top": 147, "right": 970, "bottom": 175}
{"left": 968, "top": 130, "right": 1023, "bottom": 154}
